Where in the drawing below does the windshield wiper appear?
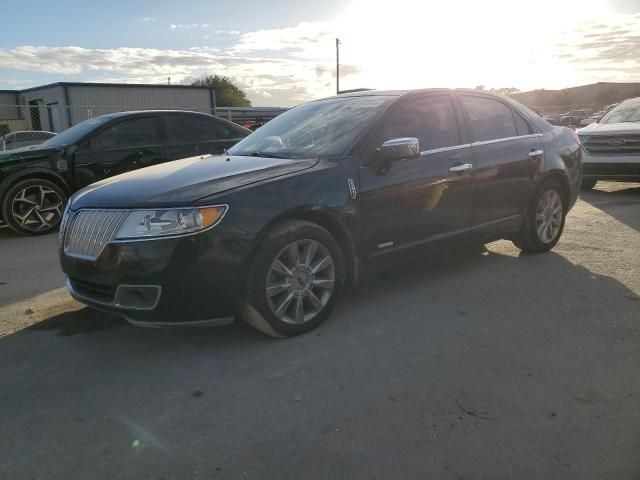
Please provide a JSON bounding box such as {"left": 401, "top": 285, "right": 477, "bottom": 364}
{"left": 242, "top": 151, "right": 293, "bottom": 159}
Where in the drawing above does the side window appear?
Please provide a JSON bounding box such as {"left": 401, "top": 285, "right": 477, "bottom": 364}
{"left": 460, "top": 96, "right": 518, "bottom": 142}
{"left": 165, "top": 115, "right": 219, "bottom": 143}
{"left": 93, "top": 117, "right": 158, "bottom": 150}
{"left": 379, "top": 95, "right": 460, "bottom": 151}
{"left": 513, "top": 111, "right": 534, "bottom": 135}
{"left": 215, "top": 121, "right": 247, "bottom": 140}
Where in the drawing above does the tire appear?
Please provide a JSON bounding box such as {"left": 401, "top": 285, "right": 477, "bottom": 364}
{"left": 244, "top": 220, "right": 345, "bottom": 337}
{"left": 581, "top": 178, "right": 597, "bottom": 190}
{"left": 512, "top": 180, "right": 566, "bottom": 254}
{"left": 1, "top": 178, "right": 67, "bottom": 236}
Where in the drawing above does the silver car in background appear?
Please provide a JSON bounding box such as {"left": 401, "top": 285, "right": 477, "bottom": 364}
{"left": 0, "top": 130, "right": 56, "bottom": 151}
{"left": 577, "top": 97, "right": 640, "bottom": 189}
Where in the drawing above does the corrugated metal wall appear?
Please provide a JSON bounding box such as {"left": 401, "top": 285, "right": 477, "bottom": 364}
{"left": 68, "top": 85, "right": 213, "bottom": 124}
{"left": 20, "top": 86, "right": 67, "bottom": 131}
{"left": 0, "top": 92, "right": 20, "bottom": 121}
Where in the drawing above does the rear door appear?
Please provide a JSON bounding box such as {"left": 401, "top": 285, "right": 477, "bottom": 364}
{"left": 358, "top": 93, "right": 475, "bottom": 265}
{"left": 458, "top": 94, "right": 544, "bottom": 238}
{"left": 162, "top": 113, "right": 247, "bottom": 161}
{"left": 73, "top": 115, "right": 163, "bottom": 188}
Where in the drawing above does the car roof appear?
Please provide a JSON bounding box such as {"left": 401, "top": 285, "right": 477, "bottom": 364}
{"left": 324, "top": 87, "right": 513, "bottom": 99}
{"left": 618, "top": 96, "right": 640, "bottom": 106}
{"left": 96, "top": 109, "right": 217, "bottom": 119}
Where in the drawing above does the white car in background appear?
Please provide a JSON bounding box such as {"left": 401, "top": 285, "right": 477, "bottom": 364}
{"left": 577, "top": 97, "right": 640, "bottom": 189}
{"left": 579, "top": 111, "right": 605, "bottom": 127}
{"left": 0, "top": 130, "right": 56, "bottom": 151}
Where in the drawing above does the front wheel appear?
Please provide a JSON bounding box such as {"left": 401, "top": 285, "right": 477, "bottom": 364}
{"left": 1, "top": 178, "right": 67, "bottom": 236}
{"left": 512, "top": 181, "right": 566, "bottom": 253}
{"left": 244, "top": 220, "right": 345, "bottom": 337}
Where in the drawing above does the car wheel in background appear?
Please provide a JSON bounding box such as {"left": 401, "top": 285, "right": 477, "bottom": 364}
{"left": 244, "top": 220, "right": 345, "bottom": 337}
{"left": 1, "top": 178, "right": 67, "bottom": 236}
{"left": 581, "top": 178, "right": 598, "bottom": 190}
{"left": 512, "top": 180, "right": 566, "bottom": 253}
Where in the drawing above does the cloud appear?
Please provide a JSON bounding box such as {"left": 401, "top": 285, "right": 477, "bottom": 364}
{"left": 315, "top": 64, "right": 361, "bottom": 78}
{"left": 557, "top": 19, "right": 640, "bottom": 75}
{"left": 231, "top": 21, "right": 335, "bottom": 57}
{"left": 169, "top": 23, "right": 210, "bottom": 30}
{"left": 141, "top": 16, "right": 156, "bottom": 22}
{"left": 0, "top": 45, "right": 327, "bottom": 107}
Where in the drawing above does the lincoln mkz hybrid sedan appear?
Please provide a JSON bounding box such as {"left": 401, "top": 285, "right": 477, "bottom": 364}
{"left": 59, "top": 89, "right": 582, "bottom": 337}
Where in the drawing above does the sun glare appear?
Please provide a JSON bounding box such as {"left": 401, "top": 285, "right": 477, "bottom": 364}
{"left": 335, "top": 0, "right": 612, "bottom": 91}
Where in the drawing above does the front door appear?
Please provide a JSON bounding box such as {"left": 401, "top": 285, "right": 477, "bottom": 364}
{"left": 457, "top": 94, "right": 544, "bottom": 238}
{"left": 163, "top": 113, "right": 237, "bottom": 162}
{"left": 358, "top": 94, "right": 475, "bottom": 266}
{"left": 73, "top": 116, "right": 163, "bottom": 188}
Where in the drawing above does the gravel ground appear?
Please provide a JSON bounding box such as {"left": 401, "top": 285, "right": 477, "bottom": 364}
{"left": 0, "top": 181, "right": 638, "bottom": 480}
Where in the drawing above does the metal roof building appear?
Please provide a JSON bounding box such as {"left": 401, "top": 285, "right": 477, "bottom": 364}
{"left": 0, "top": 82, "right": 217, "bottom": 133}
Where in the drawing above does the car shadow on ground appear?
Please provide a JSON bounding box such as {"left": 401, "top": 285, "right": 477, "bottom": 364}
{"left": 7, "top": 241, "right": 640, "bottom": 344}
{"left": 580, "top": 182, "right": 640, "bottom": 232}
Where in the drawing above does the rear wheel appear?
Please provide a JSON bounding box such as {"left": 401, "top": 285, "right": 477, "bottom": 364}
{"left": 1, "top": 178, "right": 67, "bottom": 236}
{"left": 512, "top": 180, "right": 566, "bottom": 253}
{"left": 244, "top": 220, "right": 345, "bottom": 337}
{"left": 581, "top": 178, "right": 597, "bottom": 190}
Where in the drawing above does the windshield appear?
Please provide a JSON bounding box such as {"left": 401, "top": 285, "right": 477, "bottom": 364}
{"left": 598, "top": 99, "right": 640, "bottom": 124}
{"left": 229, "top": 96, "right": 394, "bottom": 159}
{"left": 40, "top": 116, "right": 111, "bottom": 148}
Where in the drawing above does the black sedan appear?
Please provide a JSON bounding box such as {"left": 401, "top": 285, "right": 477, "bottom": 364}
{"left": 0, "top": 110, "right": 250, "bottom": 235}
{"left": 59, "top": 89, "right": 582, "bottom": 337}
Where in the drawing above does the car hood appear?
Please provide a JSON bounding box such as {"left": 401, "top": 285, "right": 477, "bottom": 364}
{"left": 70, "top": 154, "right": 318, "bottom": 209}
{"left": 577, "top": 122, "right": 640, "bottom": 135}
{"left": 0, "top": 145, "right": 62, "bottom": 162}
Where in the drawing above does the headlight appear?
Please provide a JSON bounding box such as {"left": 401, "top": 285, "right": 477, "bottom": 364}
{"left": 115, "top": 205, "right": 227, "bottom": 240}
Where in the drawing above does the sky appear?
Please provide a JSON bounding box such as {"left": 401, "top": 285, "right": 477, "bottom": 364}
{"left": 0, "top": 0, "right": 639, "bottom": 106}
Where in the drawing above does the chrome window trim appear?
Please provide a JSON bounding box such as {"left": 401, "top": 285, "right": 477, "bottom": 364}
{"left": 419, "top": 133, "right": 543, "bottom": 156}
{"left": 471, "top": 133, "right": 543, "bottom": 147}
{"left": 420, "top": 143, "right": 472, "bottom": 156}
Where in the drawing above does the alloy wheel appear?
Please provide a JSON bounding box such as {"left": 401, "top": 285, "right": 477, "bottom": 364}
{"left": 535, "top": 190, "right": 563, "bottom": 244}
{"left": 265, "top": 239, "right": 336, "bottom": 325}
{"left": 11, "top": 185, "right": 64, "bottom": 232}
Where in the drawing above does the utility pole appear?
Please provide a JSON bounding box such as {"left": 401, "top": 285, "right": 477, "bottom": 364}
{"left": 335, "top": 38, "right": 341, "bottom": 95}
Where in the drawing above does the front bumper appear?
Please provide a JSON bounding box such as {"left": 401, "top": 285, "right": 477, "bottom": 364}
{"left": 582, "top": 151, "right": 640, "bottom": 181}
{"left": 60, "top": 226, "right": 249, "bottom": 325}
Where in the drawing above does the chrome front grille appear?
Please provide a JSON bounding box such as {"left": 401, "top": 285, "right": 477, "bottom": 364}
{"left": 583, "top": 135, "right": 640, "bottom": 156}
{"left": 63, "top": 209, "right": 128, "bottom": 259}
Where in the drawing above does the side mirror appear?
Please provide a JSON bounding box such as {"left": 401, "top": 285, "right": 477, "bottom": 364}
{"left": 377, "top": 137, "right": 420, "bottom": 162}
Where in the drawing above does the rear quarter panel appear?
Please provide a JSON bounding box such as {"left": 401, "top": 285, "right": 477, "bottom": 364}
{"left": 540, "top": 127, "right": 582, "bottom": 208}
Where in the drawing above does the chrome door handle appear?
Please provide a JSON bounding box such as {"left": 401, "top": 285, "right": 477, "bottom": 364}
{"left": 449, "top": 163, "right": 473, "bottom": 172}
{"left": 528, "top": 149, "right": 544, "bottom": 157}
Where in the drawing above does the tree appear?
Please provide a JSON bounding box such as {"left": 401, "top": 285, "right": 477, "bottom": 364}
{"left": 490, "top": 87, "right": 521, "bottom": 96}
{"left": 192, "top": 75, "right": 251, "bottom": 107}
